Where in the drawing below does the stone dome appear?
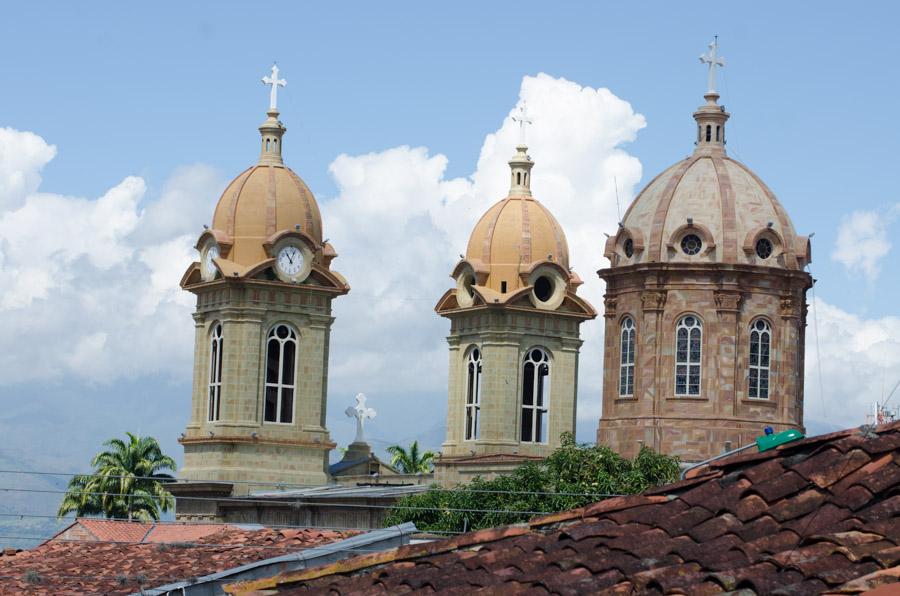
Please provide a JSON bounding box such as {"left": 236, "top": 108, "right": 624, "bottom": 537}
{"left": 608, "top": 93, "right": 811, "bottom": 271}
{"left": 210, "top": 163, "right": 322, "bottom": 267}
{"left": 439, "top": 144, "right": 593, "bottom": 316}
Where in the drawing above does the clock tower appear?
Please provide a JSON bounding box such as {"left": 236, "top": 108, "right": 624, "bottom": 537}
{"left": 177, "top": 66, "right": 349, "bottom": 498}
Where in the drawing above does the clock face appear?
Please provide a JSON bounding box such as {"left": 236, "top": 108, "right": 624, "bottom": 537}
{"left": 277, "top": 245, "right": 304, "bottom": 277}
{"left": 203, "top": 245, "right": 220, "bottom": 278}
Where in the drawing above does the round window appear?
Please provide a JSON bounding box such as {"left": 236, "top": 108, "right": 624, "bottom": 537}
{"left": 534, "top": 276, "right": 554, "bottom": 302}
{"left": 681, "top": 234, "right": 703, "bottom": 256}
{"left": 755, "top": 238, "right": 773, "bottom": 259}
{"left": 624, "top": 238, "right": 634, "bottom": 258}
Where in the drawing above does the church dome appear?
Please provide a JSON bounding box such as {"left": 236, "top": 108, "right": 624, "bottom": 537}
{"left": 443, "top": 143, "right": 591, "bottom": 315}
{"left": 210, "top": 162, "right": 322, "bottom": 267}
{"left": 607, "top": 93, "right": 811, "bottom": 271}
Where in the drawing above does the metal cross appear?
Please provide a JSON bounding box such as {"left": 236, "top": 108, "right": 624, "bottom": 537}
{"left": 512, "top": 101, "right": 533, "bottom": 145}
{"left": 345, "top": 393, "right": 376, "bottom": 444}
{"left": 699, "top": 37, "right": 726, "bottom": 94}
{"left": 262, "top": 63, "right": 287, "bottom": 111}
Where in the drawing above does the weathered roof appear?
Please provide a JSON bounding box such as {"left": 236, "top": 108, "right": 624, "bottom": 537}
{"left": 47, "top": 518, "right": 239, "bottom": 545}
{"left": 0, "top": 524, "right": 355, "bottom": 595}
{"left": 227, "top": 420, "right": 900, "bottom": 595}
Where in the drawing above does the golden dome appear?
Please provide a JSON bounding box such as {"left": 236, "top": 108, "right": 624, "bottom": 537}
{"left": 606, "top": 93, "right": 811, "bottom": 271}
{"left": 210, "top": 163, "right": 322, "bottom": 267}
{"left": 437, "top": 145, "right": 594, "bottom": 318}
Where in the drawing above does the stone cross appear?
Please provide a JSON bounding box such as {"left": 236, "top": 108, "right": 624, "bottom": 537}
{"left": 345, "top": 393, "right": 376, "bottom": 444}
{"left": 262, "top": 63, "right": 287, "bottom": 111}
{"left": 512, "top": 101, "right": 533, "bottom": 146}
{"left": 699, "top": 37, "right": 725, "bottom": 94}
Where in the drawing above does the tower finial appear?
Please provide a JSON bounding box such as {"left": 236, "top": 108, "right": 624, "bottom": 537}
{"left": 699, "top": 36, "right": 726, "bottom": 95}
{"left": 258, "top": 64, "right": 287, "bottom": 166}
{"left": 262, "top": 63, "right": 287, "bottom": 112}
{"left": 512, "top": 101, "right": 534, "bottom": 146}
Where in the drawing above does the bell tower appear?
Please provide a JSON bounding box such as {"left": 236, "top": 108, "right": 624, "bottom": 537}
{"left": 434, "top": 111, "right": 595, "bottom": 486}
{"left": 176, "top": 66, "right": 350, "bottom": 504}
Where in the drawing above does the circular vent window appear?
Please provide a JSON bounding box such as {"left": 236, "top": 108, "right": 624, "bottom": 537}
{"left": 681, "top": 234, "right": 703, "bottom": 256}
{"left": 624, "top": 238, "right": 634, "bottom": 258}
{"left": 534, "top": 276, "right": 554, "bottom": 302}
{"left": 755, "top": 238, "right": 773, "bottom": 259}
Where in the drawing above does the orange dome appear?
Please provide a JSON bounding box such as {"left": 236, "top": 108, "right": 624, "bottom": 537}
{"left": 211, "top": 164, "right": 322, "bottom": 267}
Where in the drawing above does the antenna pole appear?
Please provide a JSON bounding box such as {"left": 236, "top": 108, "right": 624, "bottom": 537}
{"left": 614, "top": 177, "right": 622, "bottom": 223}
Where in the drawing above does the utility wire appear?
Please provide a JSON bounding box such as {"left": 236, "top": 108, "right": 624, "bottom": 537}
{"left": 0, "top": 487, "right": 565, "bottom": 516}
{"left": 0, "top": 512, "right": 465, "bottom": 536}
{"left": 0, "top": 469, "right": 629, "bottom": 499}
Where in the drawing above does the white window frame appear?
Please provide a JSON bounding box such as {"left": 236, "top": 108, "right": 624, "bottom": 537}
{"left": 748, "top": 319, "right": 772, "bottom": 399}
{"left": 207, "top": 323, "right": 223, "bottom": 422}
{"left": 619, "top": 317, "right": 636, "bottom": 397}
{"left": 675, "top": 316, "right": 702, "bottom": 396}
{"left": 521, "top": 347, "right": 551, "bottom": 444}
{"left": 264, "top": 324, "right": 298, "bottom": 424}
{"left": 464, "top": 347, "right": 482, "bottom": 441}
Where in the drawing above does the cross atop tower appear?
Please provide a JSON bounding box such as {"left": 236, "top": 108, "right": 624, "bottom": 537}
{"left": 512, "top": 101, "right": 533, "bottom": 146}
{"left": 699, "top": 37, "right": 725, "bottom": 94}
{"left": 262, "top": 63, "right": 287, "bottom": 111}
{"left": 345, "top": 393, "right": 376, "bottom": 444}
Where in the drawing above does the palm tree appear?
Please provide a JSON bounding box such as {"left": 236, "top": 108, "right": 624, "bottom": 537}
{"left": 386, "top": 441, "right": 436, "bottom": 474}
{"left": 58, "top": 432, "right": 176, "bottom": 521}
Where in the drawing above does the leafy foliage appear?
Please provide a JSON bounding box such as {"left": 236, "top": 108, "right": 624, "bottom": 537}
{"left": 384, "top": 433, "right": 680, "bottom": 533}
{"left": 386, "top": 440, "right": 436, "bottom": 474}
{"left": 57, "top": 432, "right": 176, "bottom": 521}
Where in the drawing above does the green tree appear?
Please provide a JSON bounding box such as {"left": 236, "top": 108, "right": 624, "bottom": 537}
{"left": 58, "top": 432, "right": 176, "bottom": 521}
{"left": 384, "top": 432, "right": 680, "bottom": 533}
{"left": 386, "top": 440, "right": 436, "bottom": 474}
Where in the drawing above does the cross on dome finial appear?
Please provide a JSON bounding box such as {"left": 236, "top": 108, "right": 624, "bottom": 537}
{"left": 262, "top": 63, "right": 287, "bottom": 111}
{"left": 512, "top": 101, "right": 534, "bottom": 146}
{"left": 699, "top": 36, "right": 725, "bottom": 94}
{"left": 345, "top": 393, "right": 376, "bottom": 444}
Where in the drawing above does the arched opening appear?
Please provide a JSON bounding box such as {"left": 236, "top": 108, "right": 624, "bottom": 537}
{"left": 675, "top": 316, "right": 702, "bottom": 396}
{"left": 748, "top": 319, "right": 772, "bottom": 399}
{"left": 464, "top": 347, "right": 483, "bottom": 440}
{"left": 264, "top": 324, "right": 298, "bottom": 423}
{"left": 705, "top": 125, "right": 712, "bottom": 142}
{"left": 521, "top": 348, "right": 550, "bottom": 443}
{"left": 207, "top": 323, "right": 223, "bottom": 421}
{"left": 619, "top": 317, "right": 636, "bottom": 397}
{"left": 716, "top": 126, "right": 721, "bottom": 141}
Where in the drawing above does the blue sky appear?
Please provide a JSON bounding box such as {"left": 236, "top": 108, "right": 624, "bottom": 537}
{"left": 1, "top": 0, "right": 899, "bottom": 497}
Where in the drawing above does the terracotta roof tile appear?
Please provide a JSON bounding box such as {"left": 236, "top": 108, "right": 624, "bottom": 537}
{"left": 0, "top": 524, "right": 355, "bottom": 595}
{"left": 226, "top": 422, "right": 900, "bottom": 595}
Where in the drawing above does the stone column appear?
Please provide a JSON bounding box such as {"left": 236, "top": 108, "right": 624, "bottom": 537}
{"left": 714, "top": 291, "right": 742, "bottom": 418}
{"left": 640, "top": 290, "right": 667, "bottom": 451}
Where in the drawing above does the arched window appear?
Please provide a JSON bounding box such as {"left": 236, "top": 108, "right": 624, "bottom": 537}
{"left": 464, "top": 347, "right": 482, "bottom": 440}
{"left": 705, "top": 125, "right": 712, "bottom": 142}
{"left": 208, "top": 323, "right": 223, "bottom": 422}
{"left": 716, "top": 126, "right": 721, "bottom": 141}
{"left": 264, "top": 324, "right": 298, "bottom": 423}
{"left": 619, "top": 317, "right": 636, "bottom": 397}
{"left": 521, "top": 348, "right": 550, "bottom": 443}
{"left": 675, "top": 316, "right": 702, "bottom": 396}
{"left": 749, "top": 319, "right": 772, "bottom": 399}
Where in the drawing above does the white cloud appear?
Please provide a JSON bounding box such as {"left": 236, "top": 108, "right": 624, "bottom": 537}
{"left": 805, "top": 298, "right": 900, "bottom": 426}
{"left": 324, "top": 74, "right": 646, "bottom": 427}
{"left": 0, "top": 131, "right": 224, "bottom": 384}
{"left": 0, "top": 128, "right": 56, "bottom": 212}
{"left": 831, "top": 207, "right": 898, "bottom": 281}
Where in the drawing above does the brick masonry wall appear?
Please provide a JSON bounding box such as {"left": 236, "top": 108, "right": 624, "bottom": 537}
{"left": 597, "top": 265, "right": 811, "bottom": 462}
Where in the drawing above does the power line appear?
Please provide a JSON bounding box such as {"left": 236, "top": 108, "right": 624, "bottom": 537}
{"left": 0, "top": 512, "right": 465, "bottom": 536}
{"left": 0, "top": 468, "right": 629, "bottom": 499}
{"left": 0, "top": 486, "right": 565, "bottom": 516}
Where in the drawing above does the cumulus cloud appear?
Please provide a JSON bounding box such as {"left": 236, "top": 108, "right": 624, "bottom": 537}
{"left": 831, "top": 206, "right": 898, "bottom": 281}
{"left": 324, "top": 73, "right": 646, "bottom": 431}
{"left": 0, "top": 131, "right": 223, "bottom": 384}
{"left": 805, "top": 298, "right": 900, "bottom": 426}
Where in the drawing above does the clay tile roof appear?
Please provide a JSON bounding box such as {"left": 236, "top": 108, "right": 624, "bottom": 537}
{"left": 226, "top": 421, "right": 900, "bottom": 595}
{"left": 0, "top": 523, "right": 356, "bottom": 595}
